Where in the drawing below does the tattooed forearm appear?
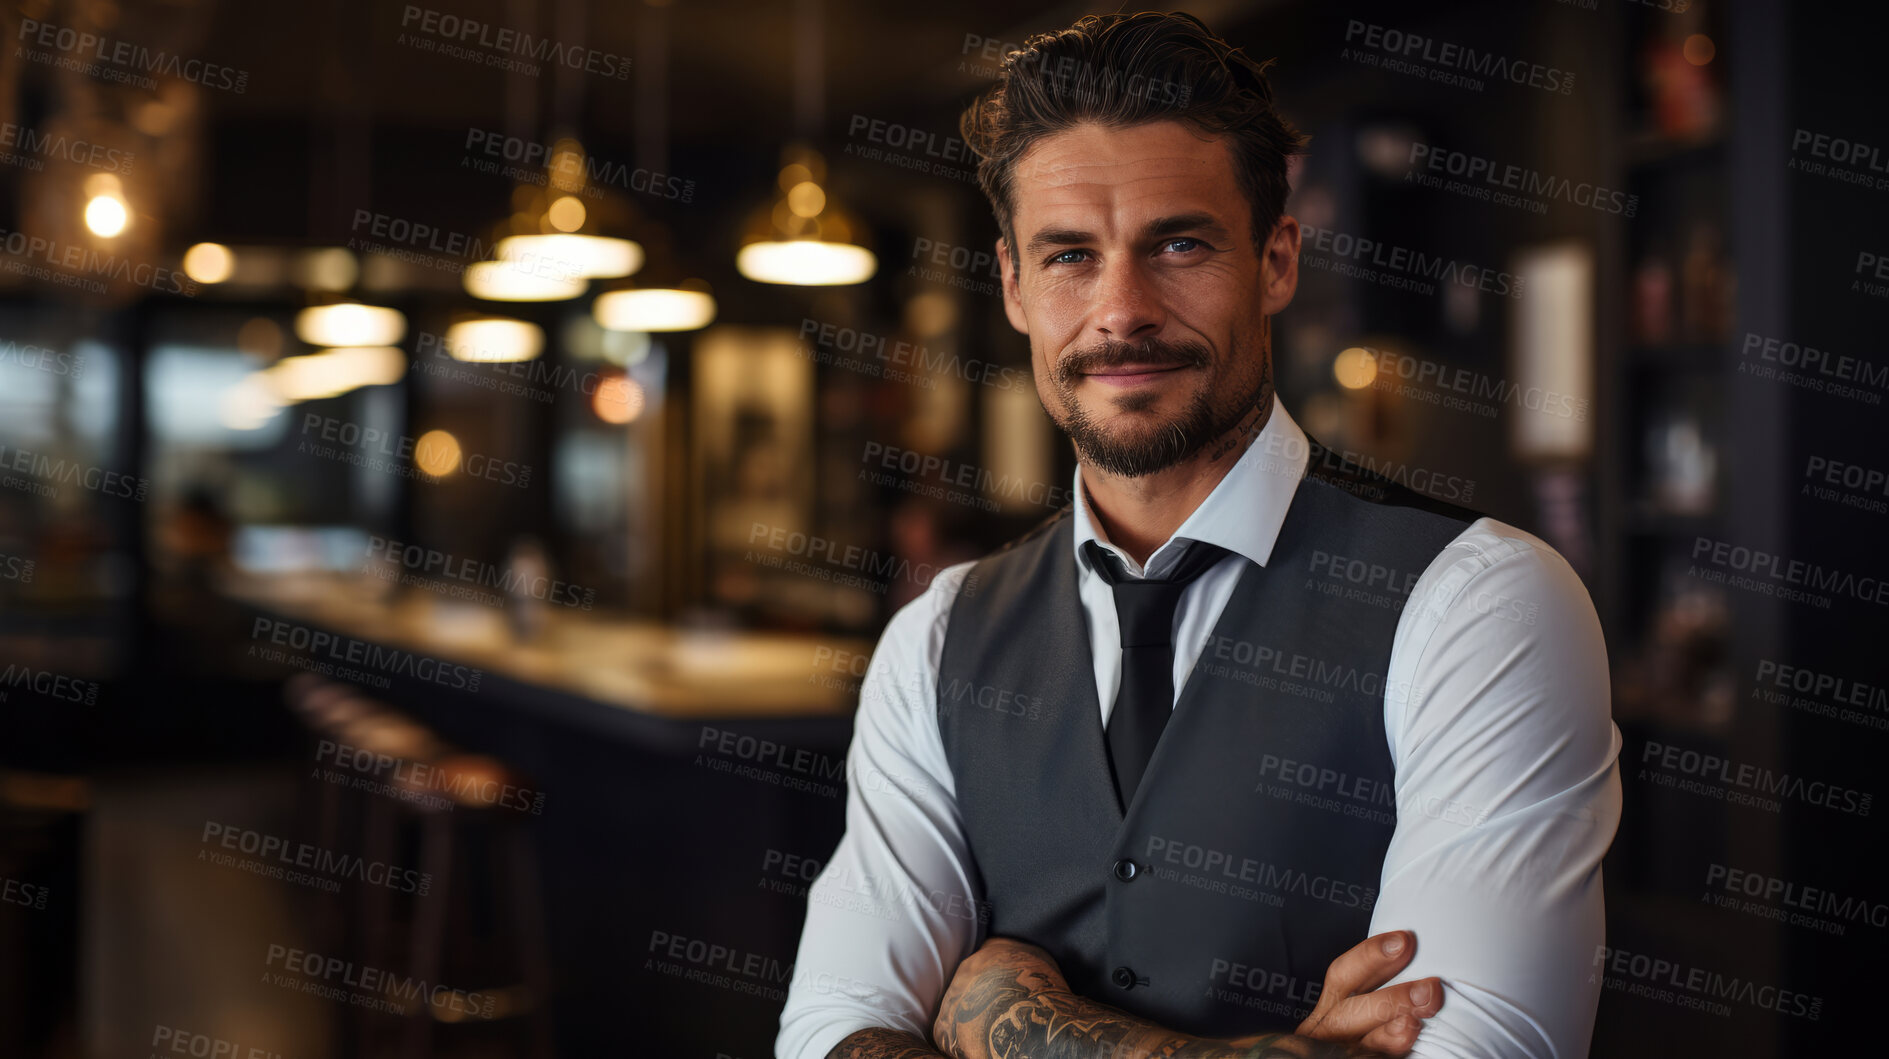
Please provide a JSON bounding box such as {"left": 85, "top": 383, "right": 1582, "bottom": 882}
{"left": 825, "top": 1027, "right": 949, "bottom": 1058}
{"left": 933, "top": 958, "right": 1362, "bottom": 1059}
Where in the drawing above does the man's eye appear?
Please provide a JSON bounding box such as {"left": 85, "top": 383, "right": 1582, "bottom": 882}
{"left": 1048, "top": 249, "right": 1090, "bottom": 266}
{"left": 1162, "top": 238, "right": 1203, "bottom": 254}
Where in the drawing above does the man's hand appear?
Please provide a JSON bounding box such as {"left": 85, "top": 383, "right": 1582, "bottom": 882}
{"left": 1288, "top": 931, "right": 1443, "bottom": 1056}
{"left": 927, "top": 934, "right": 1440, "bottom": 1059}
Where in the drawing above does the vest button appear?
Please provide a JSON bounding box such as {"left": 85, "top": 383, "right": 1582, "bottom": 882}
{"left": 1111, "top": 858, "right": 1138, "bottom": 881}
{"left": 1111, "top": 966, "right": 1137, "bottom": 989}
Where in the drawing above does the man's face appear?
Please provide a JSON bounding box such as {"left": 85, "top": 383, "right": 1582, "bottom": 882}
{"left": 997, "top": 120, "right": 1299, "bottom": 478}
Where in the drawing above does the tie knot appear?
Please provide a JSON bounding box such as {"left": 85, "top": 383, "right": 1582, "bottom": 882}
{"left": 1083, "top": 540, "right": 1231, "bottom": 648}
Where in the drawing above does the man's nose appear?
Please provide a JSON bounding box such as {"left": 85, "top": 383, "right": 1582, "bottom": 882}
{"left": 1088, "top": 258, "right": 1165, "bottom": 340}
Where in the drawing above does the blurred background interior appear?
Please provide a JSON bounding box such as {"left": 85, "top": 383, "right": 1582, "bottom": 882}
{"left": 0, "top": 0, "right": 1883, "bottom": 1055}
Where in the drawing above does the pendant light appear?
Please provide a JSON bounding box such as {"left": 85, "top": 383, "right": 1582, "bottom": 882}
{"left": 592, "top": 0, "right": 717, "bottom": 332}
{"left": 733, "top": 0, "right": 876, "bottom": 286}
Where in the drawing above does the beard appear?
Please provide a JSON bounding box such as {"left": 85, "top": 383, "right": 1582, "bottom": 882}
{"left": 1047, "top": 335, "right": 1265, "bottom": 478}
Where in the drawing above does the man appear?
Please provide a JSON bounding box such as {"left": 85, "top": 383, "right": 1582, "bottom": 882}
{"left": 777, "top": 12, "right": 1621, "bottom": 1059}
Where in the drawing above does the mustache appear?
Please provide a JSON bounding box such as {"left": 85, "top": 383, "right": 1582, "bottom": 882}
{"left": 1056, "top": 338, "right": 1211, "bottom": 384}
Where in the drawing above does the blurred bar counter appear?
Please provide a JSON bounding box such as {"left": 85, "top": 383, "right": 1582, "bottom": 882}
{"left": 219, "top": 571, "right": 871, "bottom": 722}
{"left": 190, "top": 572, "right": 868, "bottom": 1053}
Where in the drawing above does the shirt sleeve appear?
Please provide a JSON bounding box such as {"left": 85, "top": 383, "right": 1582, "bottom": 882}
{"left": 775, "top": 561, "right": 984, "bottom": 1059}
{"left": 1370, "top": 518, "right": 1624, "bottom": 1059}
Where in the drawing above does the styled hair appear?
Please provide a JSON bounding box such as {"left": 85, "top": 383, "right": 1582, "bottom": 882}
{"left": 959, "top": 11, "right": 1307, "bottom": 267}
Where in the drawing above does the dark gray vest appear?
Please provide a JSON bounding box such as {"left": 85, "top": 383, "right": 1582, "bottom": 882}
{"left": 937, "top": 441, "right": 1479, "bottom": 1037}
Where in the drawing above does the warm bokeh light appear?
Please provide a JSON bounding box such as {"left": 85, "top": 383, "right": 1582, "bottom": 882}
{"left": 84, "top": 194, "right": 129, "bottom": 237}
{"left": 736, "top": 240, "right": 877, "bottom": 285}
{"left": 593, "top": 287, "right": 718, "bottom": 332}
{"left": 182, "top": 243, "right": 235, "bottom": 284}
{"left": 413, "top": 430, "right": 462, "bottom": 477}
{"left": 786, "top": 181, "right": 826, "bottom": 218}
{"left": 219, "top": 374, "right": 284, "bottom": 430}
{"left": 264, "top": 346, "right": 405, "bottom": 401}
{"left": 547, "top": 195, "right": 587, "bottom": 232}
{"left": 464, "top": 259, "right": 589, "bottom": 301}
{"left": 1333, "top": 346, "right": 1379, "bottom": 390}
{"left": 496, "top": 233, "right": 642, "bottom": 280}
{"left": 294, "top": 302, "right": 406, "bottom": 347}
{"left": 592, "top": 375, "right": 646, "bottom": 424}
{"left": 1683, "top": 34, "right": 1716, "bottom": 66}
{"left": 296, "top": 247, "right": 360, "bottom": 291}
{"left": 444, "top": 317, "right": 545, "bottom": 362}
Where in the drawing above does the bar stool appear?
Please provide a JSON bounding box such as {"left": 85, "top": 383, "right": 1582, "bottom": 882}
{"left": 282, "top": 676, "right": 553, "bottom": 1058}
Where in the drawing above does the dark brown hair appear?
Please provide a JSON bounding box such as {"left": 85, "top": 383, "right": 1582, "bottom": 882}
{"left": 959, "top": 11, "right": 1307, "bottom": 268}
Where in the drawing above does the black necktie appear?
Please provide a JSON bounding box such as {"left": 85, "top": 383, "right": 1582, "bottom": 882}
{"left": 1083, "top": 538, "right": 1232, "bottom": 810}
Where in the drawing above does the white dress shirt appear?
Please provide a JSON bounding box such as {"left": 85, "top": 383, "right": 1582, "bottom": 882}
{"left": 776, "top": 396, "right": 1623, "bottom": 1059}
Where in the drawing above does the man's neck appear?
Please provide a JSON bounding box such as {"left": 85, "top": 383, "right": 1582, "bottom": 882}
{"left": 1080, "top": 392, "right": 1274, "bottom": 568}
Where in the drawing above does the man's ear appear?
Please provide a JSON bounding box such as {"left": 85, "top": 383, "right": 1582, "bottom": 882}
{"left": 998, "top": 238, "right": 1029, "bottom": 334}
{"left": 1260, "top": 214, "right": 1301, "bottom": 316}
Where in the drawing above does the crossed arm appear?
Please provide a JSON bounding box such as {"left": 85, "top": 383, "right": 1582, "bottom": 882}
{"left": 828, "top": 932, "right": 1440, "bottom": 1059}
{"left": 784, "top": 535, "right": 1622, "bottom": 1059}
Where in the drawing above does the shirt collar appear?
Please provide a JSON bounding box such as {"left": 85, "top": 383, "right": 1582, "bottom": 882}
{"left": 1072, "top": 392, "right": 1309, "bottom": 579}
